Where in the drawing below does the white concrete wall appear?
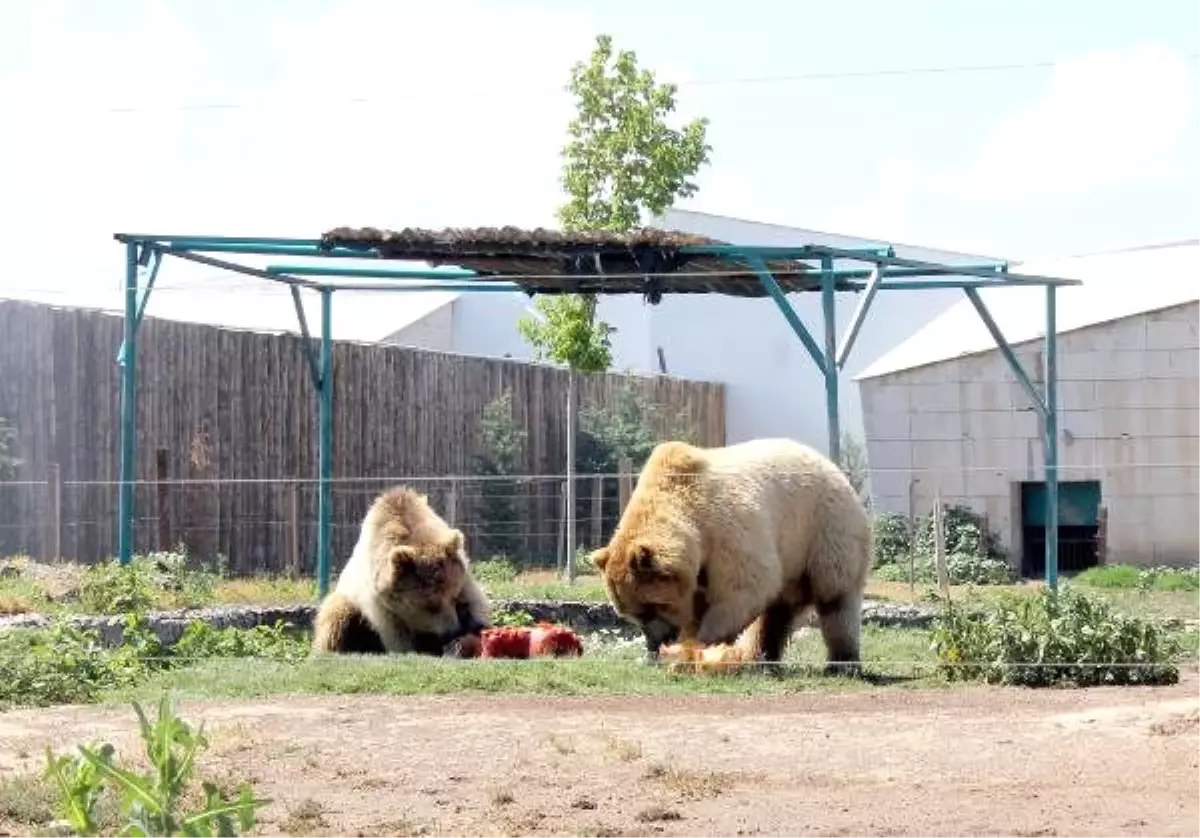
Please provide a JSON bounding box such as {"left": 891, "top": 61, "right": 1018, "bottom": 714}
{"left": 640, "top": 210, "right": 985, "bottom": 449}
{"left": 379, "top": 303, "right": 454, "bottom": 351}
{"left": 860, "top": 301, "right": 1200, "bottom": 567}
{"left": 384, "top": 210, "right": 998, "bottom": 453}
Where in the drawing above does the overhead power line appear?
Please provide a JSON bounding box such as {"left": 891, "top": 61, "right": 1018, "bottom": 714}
{"left": 18, "top": 53, "right": 1199, "bottom": 116}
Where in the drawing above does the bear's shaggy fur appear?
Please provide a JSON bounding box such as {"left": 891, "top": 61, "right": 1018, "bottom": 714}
{"left": 591, "top": 437, "right": 872, "bottom": 674}
{"left": 311, "top": 486, "right": 492, "bottom": 655}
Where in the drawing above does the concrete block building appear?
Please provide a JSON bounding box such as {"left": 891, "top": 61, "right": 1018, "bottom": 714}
{"left": 856, "top": 241, "right": 1199, "bottom": 575}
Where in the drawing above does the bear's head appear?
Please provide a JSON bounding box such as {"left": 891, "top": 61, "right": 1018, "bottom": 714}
{"left": 376, "top": 528, "right": 472, "bottom": 639}
{"left": 591, "top": 538, "right": 703, "bottom": 656}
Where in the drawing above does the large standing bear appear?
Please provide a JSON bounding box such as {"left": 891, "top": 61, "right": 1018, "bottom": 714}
{"left": 311, "top": 486, "right": 492, "bottom": 655}
{"left": 590, "top": 437, "right": 872, "bottom": 674}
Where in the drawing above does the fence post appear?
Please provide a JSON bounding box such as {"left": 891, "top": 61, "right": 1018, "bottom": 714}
{"left": 617, "top": 456, "right": 633, "bottom": 517}
{"left": 446, "top": 481, "right": 458, "bottom": 527}
{"left": 556, "top": 480, "right": 568, "bottom": 575}
{"left": 934, "top": 492, "right": 949, "bottom": 596}
{"left": 591, "top": 474, "right": 604, "bottom": 549}
{"left": 44, "top": 462, "right": 61, "bottom": 562}
{"left": 288, "top": 483, "right": 301, "bottom": 579}
{"left": 155, "top": 448, "right": 171, "bottom": 553}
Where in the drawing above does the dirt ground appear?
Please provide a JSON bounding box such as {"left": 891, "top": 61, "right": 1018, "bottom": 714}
{"left": 1, "top": 677, "right": 1198, "bottom": 838}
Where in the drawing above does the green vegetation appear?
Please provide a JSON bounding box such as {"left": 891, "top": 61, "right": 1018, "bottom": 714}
{"left": 932, "top": 584, "right": 1184, "bottom": 687}
{"left": 517, "top": 33, "right": 712, "bottom": 374}
{"left": 0, "top": 614, "right": 303, "bottom": 710}
{"left": 1071, "top": 563, "right": 1199, "bottom": 592}
{"left": 43, "top": 694, "right": 268, "bottom": 837}
{"left": 872, "top": 505, "right": 1017, "bottom": 586}
{"left": 470, "top": 389, "right": 530, "bottom": 559}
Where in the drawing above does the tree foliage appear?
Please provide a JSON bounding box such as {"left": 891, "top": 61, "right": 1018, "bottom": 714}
{"left": 517, "top": 33, "right": 712, "bottom": 372}
{"left": 471, "top": 390, "right": 529, "bottom": 558}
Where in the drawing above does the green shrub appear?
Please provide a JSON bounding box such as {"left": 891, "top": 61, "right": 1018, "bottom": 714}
{"left": 173, "top": 620, "right": 306, "bottom": 664}
{"left": 871, "top": 513, "right": 911, "bottom": 568}
{"left": 472, "top": 556, "right": 521, "bottom": 585}
{"left": 871, "top": 504, "right": 1015, "bottom": 585}
{"left": 77, "top": 560, "right": 157, "bottom": 615}
{"left": 0, "top": 616, "right": 305, "bottom": 709}
{"left": 875, "top": 552, "right": 1017, "bottom": 586}
{"left": 0, "top": 613, "right": 170, "bottom": 708}
{"left": 931, "top": 585, "right": 1182, "bottom": 687}
{"left": 491, "top": 607, "right": 535, "bottom": 628}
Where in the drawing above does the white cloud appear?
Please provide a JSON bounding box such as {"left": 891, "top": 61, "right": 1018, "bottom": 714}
{"left": 0, "top": 0, "right": 601, "bottom": 307}
{"left": 940, "top": 42, "right": 1196, "bottom": 199}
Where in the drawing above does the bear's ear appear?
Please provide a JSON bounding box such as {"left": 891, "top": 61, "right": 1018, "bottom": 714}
{"left": 442, "top": 528, "right": 465, "bottom": 558}
{"left": 389, "top": 546, "right": 418, "bottom": 568}
{"left": 590, "top": 547, "right": 609, "bottom": 573}
{"left": 630, "top": 544, "right": 660, "bottom": 577}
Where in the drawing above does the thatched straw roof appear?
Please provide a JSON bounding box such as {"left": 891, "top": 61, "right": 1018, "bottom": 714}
{"left": 319, "top": 225, "right": 823, "bottom": 298}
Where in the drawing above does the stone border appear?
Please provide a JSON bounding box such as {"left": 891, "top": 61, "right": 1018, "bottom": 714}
{"left": 0, "top": 599, "right": 940, "bottom": 648}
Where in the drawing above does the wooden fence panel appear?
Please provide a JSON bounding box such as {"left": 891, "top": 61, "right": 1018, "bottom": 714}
{"left": 0, "top": 299, "right": 725, "bottom": 575}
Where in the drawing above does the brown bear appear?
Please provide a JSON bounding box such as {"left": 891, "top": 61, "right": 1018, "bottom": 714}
{"left": 311, "top": 486, "right": 492, "bottom": 655}
{"left": 590, "top": 437, "right": 872, "bottom": 675}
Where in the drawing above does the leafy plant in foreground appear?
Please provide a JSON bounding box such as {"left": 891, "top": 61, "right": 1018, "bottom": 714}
{"left": 43, "top": 694, "right": 269, "bottom": 837}
{"left": 931, "top": 584, "right": 1182, "bottom": 687}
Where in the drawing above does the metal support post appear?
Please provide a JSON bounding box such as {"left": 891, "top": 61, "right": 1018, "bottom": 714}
{"left": 1043, "top": 285, "right": 1060, "bottom": 590}
{"left": 820, "top": 257, "right": 841, "bottom": 465}
{"left": 117, "top": 241, "right": 140, "bottom": 564}
{"left": 565, "top": 368, "right": 577, "bottom": 585}
{"left": 316, "top": 289, "right": 335, "bottom": 599}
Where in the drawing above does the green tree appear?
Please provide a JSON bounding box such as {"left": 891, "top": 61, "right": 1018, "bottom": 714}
{"left": 516, "top": 33, "right": 712, "bottom": 370}
{"left": 471, "top": 390, "right": 529, "bottom": 559}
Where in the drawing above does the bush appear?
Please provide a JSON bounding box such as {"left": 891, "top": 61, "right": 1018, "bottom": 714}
{"left": 931, "top": 585, "right": 1183, "bottom": 687}
{"left": 0, "top": 615, "right": 305, "bottom": 709}
{"left": 871, "top": 504, "right": 1016, "bottom": 586}
{"left": 77, "top": 560, "right": 157, "bottom": 615}
{"left": 471, "top": 556, "right": 521, "bottom": 585}
{"left": 0, "top": 613, "right": 171, "bottom": 708}
{"left": 471, "top": 389, "right": 530, "bottom": 559}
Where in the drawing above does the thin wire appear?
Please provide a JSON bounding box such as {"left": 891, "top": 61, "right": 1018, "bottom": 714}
{"left": 31, "top": 53, "right": 1200, "bottom": 116}
{"left": 42, "top": 462, "right": 1200, "bottom": 487}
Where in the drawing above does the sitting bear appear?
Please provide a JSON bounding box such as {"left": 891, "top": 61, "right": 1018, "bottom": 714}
{"left": 590, "top": 437, "right": 872, "bottom": 675}
{"left": 311, "top": 486, "right": 492, "bottom": 655}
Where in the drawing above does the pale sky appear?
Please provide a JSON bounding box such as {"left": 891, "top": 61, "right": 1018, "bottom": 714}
{"left": 1, "top": 0, "right": 1197, "bottom": 324}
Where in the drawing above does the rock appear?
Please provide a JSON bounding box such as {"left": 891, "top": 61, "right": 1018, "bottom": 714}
{"left": 0, "top": 598, "right": 940, "bottom": 648}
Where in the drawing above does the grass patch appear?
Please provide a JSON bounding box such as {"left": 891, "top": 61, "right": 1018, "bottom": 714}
{"left": 102, "top": 625, "right": 946, "bottom": 705}
{"left": 642, "top": 763, "right": 740, "bottom": 800}
{"left": 0, "top": 772, "right": 58, "bottom": 829}
{"left": 1071, "top": 564, "right": 1199, "bottom": 592}
{"left": 279, "top": 798, "right": 329, "bottom": 836}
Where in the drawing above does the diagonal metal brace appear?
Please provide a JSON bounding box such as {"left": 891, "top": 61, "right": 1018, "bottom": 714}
{"left": 290, "top": 286, "right": 323, "bottom": 389}
{"left": 747, "top": 256, "right": 828, "bottom": 376}
{"left": 963, "top": 287, "right": 1047, "bottom": 418}
{"left": 835, "top": 265, "right": 881, "bottom": 370}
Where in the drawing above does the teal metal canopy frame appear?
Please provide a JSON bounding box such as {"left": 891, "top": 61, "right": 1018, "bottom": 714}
{"left": 112, "top": 232, "right": 1082, "bottom": 597}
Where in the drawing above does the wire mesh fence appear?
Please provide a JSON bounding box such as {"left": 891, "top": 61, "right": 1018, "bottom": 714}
{"left": 1, "top": 459, "right": 1196, "bottom": 580}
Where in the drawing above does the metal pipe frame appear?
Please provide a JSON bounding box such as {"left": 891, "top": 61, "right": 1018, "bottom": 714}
{"left": 112, "top": 232, "right": 1080, "bottom": 593}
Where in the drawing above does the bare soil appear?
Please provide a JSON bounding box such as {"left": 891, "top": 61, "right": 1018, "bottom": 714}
{"left": 2, "top": 677, "right": 1197, "bottom": 837}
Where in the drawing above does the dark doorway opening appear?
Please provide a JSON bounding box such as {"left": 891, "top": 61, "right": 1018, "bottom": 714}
{"left": 1020, "top": 480, "right": 1102, "bottom": 578}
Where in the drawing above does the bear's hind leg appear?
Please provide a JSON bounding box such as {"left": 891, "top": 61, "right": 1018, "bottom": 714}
{"left": 735, "top": 600, "right": 797, "bottom": 677}
{"left": 816, "top": 591, "right": 863, "bottom": 677}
